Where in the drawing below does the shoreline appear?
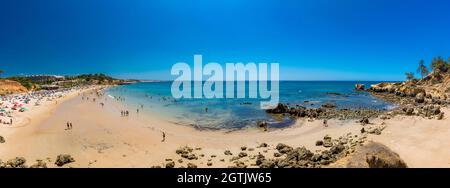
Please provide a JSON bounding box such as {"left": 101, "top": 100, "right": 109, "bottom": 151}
{"left": 1, "top": 85, "right": 450, "bottom": 167}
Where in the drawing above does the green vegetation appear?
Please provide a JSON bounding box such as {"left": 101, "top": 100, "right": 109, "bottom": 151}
{"left": 2, "top": 72, "right": 118, "bottom": 91}
{"left": 405, "top": 72, "right": 415, "bottom": 81}
{"left": 416, "top": 60, "right": 429, "bottom": 78}
{"left": 6, "top": 76, "right": 36, "bottom": 90}
{"left": 430, "top": 56, "right": 449, "bottom": 73}
{"left": 74, "top": 73, "right": 114, "bottom": 83}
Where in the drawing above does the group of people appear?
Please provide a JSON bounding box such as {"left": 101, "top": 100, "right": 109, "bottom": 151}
{"left": 0, "top": 118, "right": 13, "bottom": 125}
{"left": 121, "top": 110, "right": 129, "bottom": 117}
{"left": 66, "top": 122, "right": 73, "bottom": 130}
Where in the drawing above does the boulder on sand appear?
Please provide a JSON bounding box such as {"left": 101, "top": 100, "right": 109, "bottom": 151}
{"left": 334, "top": 141, "right": 407, "bottom": 168}
{"left": 0, "top": 136, "right": 5, "bottom": 143}
{"left": 55, "top": 154, "right": 75, "bottom": 167}
{"left": 6, "top": 157, "right": 27, "bottom": 168}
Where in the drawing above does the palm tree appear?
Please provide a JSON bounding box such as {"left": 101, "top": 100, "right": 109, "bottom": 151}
{"left": 405, "top": 72, "right": 414, "bottom": 81}
{"left": 416, "top": 59, "right": 429, "bottom": 78}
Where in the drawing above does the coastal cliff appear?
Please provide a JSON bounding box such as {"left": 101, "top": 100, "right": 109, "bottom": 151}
{"left": 0, "top": 80, "right": 28, "bottom": 95}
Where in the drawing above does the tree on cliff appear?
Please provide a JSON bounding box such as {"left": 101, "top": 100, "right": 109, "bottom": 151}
{"left": 416, "top": 60, "right": 429, "bottom": 79}
{"left": 430, "top": 56, "right": 448, "bottom": 73}
{"left": 405, "top": 72, "right": 414, "bottom": 81}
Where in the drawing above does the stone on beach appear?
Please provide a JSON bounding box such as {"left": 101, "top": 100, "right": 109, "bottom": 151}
{"left": 5, "top": 157, "right": 27, "bottom": 168}
{"left": 55, "top": 154, "right": 75, "bottom": 167}
{"left": 276, "top": 143, "right": 293, "bottom": 154}
{"left": 336, "top": 141, "right": 407, "bottom": 168}
{"left": 165, "top": 161, "right": 175, "bottom": 168}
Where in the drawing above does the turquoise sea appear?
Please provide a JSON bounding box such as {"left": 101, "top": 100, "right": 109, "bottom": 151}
{"left": 106, "top": 81, "right": 394, "bottom": 129}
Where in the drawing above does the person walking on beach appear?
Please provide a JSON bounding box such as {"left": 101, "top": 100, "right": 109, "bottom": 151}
{"left": 10, "top": 118, "right": 12, "bottom": 125}
{"left": 137, "top": 109, "right": 139, "bottom": 113}
{"left": 69, "top": 122, "right": 73, "bottom": 129}
{"left": 162, "top": 131, "right": 166, "bottom": 142}
{"left": 121, "top": 111, "right": 124, "bottom": 116}
{"left": 66, "top": 122, "right": 70, "bottom": 130}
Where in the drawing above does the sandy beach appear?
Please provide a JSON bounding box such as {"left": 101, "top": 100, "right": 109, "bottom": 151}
{"left": 1, "top": 87, "right": 449, "bottom": 168}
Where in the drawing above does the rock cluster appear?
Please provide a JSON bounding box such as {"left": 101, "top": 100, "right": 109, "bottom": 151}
{"left": 175, "top": 146, "right": 198, "bottom": 160}
{"left": 266, "top": 103, "right": 382, "bottom": 121}
{"left": 253, "top": 133, "right": 368, "bottom": 168}
{"left": 1, "top": 155, "right": 72, "bottom": 168}
{"left": 55, "top": 154, "right": 75, "bottom": 167}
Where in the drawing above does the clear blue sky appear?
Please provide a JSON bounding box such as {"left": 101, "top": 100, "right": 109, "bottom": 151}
{"left": 1, "top": 0, "right": 450, "bottom": 81}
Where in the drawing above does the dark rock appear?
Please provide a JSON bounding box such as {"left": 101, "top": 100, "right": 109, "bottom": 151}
{"left": 273, "top": 152, "right": 282, "bottom": 157}
{"left": 259, "top": 159, "right": 276, "bottom": 168}
{"left": 323, "top": 135, "right": 333, "bottom": 147}
{"left": 402, "top": 105, "right": 415, "bottom": 115}
{"left": 176, "top": 146, "right": 193, "bottom": 155}
{"left": 257, "top": 121, "right": 268, "bottom": 131}
{"left": 321, "top": 103, "right": 337, "bottom": 108}
{"left": 207, "top": 162, "right": 213, "bottom": 166}
{"left": 415, "top": 93, "right": 425, "bottom": 103}
{"left": 55, "top": 154, "right": 75, "bottom": 167}
{"left": 258, "top": 143, "right": 268, "bottom": 148}
{"left": 311, "top": 154, "right": 322, "bottom": 162}
{"left": 30, "top": 160, "right": 47, "bottom": 168}
{"left": 186, "top": 154, "right": 198, "bottom": 160}
{"left": 187, "top": 163, "right": 197, "bottom": 168}
{"left": 438, "top": 112, "right": 444, "bottom": 120}
{"left": 276, "top": 143, "right": 293, "bottom": 153}
{"left": 337, "top": 141, "right": 408, "bottom": 168}
{"left": 241, "top": 146, "right": 247, "bottom": 151}
{"left": 285, "top": 147, "right": 314, "bottom": 161}
{"left": 238, "top": 152, "right": 248, "bottom": 158}
{"left": 315, "top": 140, "right": 323, "bottom": 146}
{"left": 359, "top": 117, "right": 369, "bottom": 125}
{"left": 255, "top": 154, "right": 265, "bottom": 165}
{"left": 266, "top": 103, "right": 289, "bottom": 114}
{"left": 0, "top": 136, "right": 5, "bottom": 143}
{"left": 224, "top": 150, "right": 233, "bottom": 155}
{"left": 355, "top": 84, "right": 365, "bottom": 90}
{"left": 165, "top": 161, "right": 175, "bottom": 168}
{"left": 330, "top": 144, "right": 346, "bottom": 154}
{"left": 6, "top": 157, "right": 27, "bottom": 168}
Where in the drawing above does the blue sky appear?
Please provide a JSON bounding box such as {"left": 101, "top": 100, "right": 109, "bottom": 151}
{"left": 1, "top": 0, "right": 450, "bottom": 81}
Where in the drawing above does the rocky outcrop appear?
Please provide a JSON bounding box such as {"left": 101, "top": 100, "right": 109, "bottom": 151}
{"left": 336, "top": 141, "right": 407, "bottom": 168}
{"left": 266, "top": 103, "right": 383, "bottom": 121}
{"left": 0, "top": 136, "right": 5, "bottom": 143}
{"left": 30, "top": 160, "right": 47, "bottom": 168}
{"left": 369, "top": 82, "right": 400, "bottom": 93}
{"left": 5, "top": 157, "right": 27, "bottom": 168}
{"left": 55, "top": 154, "right": 75, "bottom": 167}
{"left": 355, "top": 84, "right": 365, "bottom": 90}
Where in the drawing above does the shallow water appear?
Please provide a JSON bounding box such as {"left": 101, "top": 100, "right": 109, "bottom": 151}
{"left": 106, "top": 81, "right": 393, "bottom": 129}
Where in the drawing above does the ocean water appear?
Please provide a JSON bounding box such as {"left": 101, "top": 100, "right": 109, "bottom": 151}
{"left": 106, "top": 81, "right": 393, "bottom": 129}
